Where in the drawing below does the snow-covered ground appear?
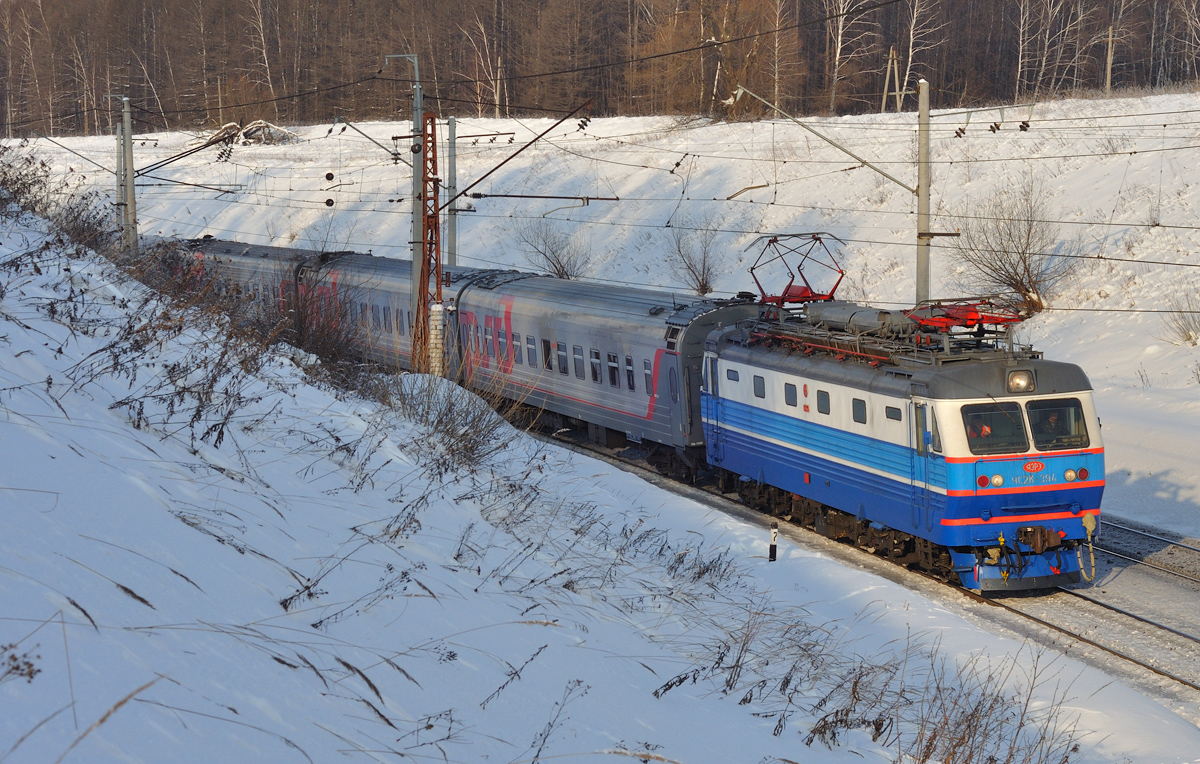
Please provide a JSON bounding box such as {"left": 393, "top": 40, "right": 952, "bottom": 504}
{"left": 4, "top": 90, "right": 1200, "bottom": 761}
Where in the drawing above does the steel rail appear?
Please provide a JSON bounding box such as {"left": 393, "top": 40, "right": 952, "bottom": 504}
{"left": 1102, "top": 519, "right": 1200, "bottom": 556}
{"left": 1093, "top": 544, "right": 1200, "bottom": 586}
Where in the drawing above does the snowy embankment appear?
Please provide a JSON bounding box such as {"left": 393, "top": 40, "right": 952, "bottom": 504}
{"left": 37, "top": 90, "right": 1200, "bottom": 538}
{"left": 3, "top": 198, "right": 1200, "bottom": 757}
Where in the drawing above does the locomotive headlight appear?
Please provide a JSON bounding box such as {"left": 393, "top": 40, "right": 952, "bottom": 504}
{"left": 1007, "top": 370, "right": 1035, "bottom": 393}
{"left": 1064, "top": 469, "right": 1077, "bottom": 482}
{"left": 991, "top": 474, "right": 1004, "bottom": 487}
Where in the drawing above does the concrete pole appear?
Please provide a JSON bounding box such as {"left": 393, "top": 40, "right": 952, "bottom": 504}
{"left": 115, "top": 121, "right": 125, "bottom": 232}
{"left": 411, "top": 79, "right": 423, "bottom": 271}
{"left": 916, "top": 79, "right": 930, "bottom": 306}
{"left": 1106, "top": 26, "right": 1115, "bottom": 94}
{"left": 446, "top": 116, "right": 457, "bottom": 267}
{"left": 880, "top": 47, "right": 894, "bottom": 113}
{"left": 122, "top": 97, "right": 138, "bottom": 258}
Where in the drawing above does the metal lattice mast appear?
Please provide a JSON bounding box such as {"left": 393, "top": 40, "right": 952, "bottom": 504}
{"left": 414, "top": 112, "right": 444, "bottom": 376}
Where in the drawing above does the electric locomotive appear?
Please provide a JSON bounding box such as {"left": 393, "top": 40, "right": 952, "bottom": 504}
{"left": 700, "top": 300, "right": 1103, "bottom": 591}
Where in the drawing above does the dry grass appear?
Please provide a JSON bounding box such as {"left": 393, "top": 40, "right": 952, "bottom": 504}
{"left": 1160, "top": 292, "right": 1200, "bottom": 346}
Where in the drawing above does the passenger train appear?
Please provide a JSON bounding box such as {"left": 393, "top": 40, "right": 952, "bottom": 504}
{"left": 176, "top": 237, "right": 1103, "bottom": 592}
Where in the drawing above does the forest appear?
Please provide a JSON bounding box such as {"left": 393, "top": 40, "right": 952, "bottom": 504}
{"left": 0, "top": 0, "right": 1195, "bottom": 136}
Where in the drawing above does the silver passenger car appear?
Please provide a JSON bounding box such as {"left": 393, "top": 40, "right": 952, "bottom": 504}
{"left": 182, "top": 238, "right": 758, "bottom": 471}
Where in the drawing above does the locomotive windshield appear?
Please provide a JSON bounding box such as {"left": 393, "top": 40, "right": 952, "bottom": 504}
{"left": 1026, "top": 398, "right": 1089, "bottom": 451}
{"left": 961, "top": 402, "right": 1028, "bottom": 455}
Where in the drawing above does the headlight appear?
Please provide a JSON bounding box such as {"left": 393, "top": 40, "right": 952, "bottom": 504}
{"left": 1064, "top": 469, "right": 1077, "bottom": 482}
{"left": 991, "top": 474, "right": 1004, "bottom": 487}
{"left": 1007, "top": 370, "right": 1035, "bottom": 393}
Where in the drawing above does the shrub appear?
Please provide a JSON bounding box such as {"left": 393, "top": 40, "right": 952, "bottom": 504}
{"left": 951, "top": 174, "right": 1078, "bottom": 315}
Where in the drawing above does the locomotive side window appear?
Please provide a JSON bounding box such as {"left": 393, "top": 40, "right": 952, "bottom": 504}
{"left": 852, "top": 398, "right": 867, "bottom": 424}
{"left": 573, "top": 346, "right": 585, "bottom": 378}
{"left": 885, "top": 406, "right": 902, "bottom": 421}
{"left": 542, "top": 339, "right": 553, "bottom": 371}
{"left": 383, "top": 307, "right": 392, "bottom": 333}
{"left": 726, "top": 369, "right": 740, "bottom": 382}
{"left": 753, "top": 376, "right": 766, "bottom": 399}
{"left": 961, "top": 403, "right": 1028, "bottom": 455}
{"left": 817, "top": 390, "right": 830, "bottom": 415}
{"left": 1026, "top": 398, "right": 1089, "bottom": 451}
{"left": 590, "top": 349, "right": 601, "bottom": 382}
{"left": 372, "top": 305, "right": 381, "bottom": 330}
{"left": 527, "top": 337, "right": 537, "bottom": 367}
{"left": 644, "top": 360, "right": 653, "bottom": 395}
{"left": 498, "top": 329, "right": 508, "bottom": 359}
{"left": 625, "top": 356, "right": 635, "bottom": 391}
{"left": 485, "top": 327, "right": 495, "bottom": 357}
{"left": 512, "top": 333, "right": 522, "bottom": 363}
{"left": 607, "top": 353, "right": 620, "bottom": 387}
{"left": 557, "top": 343, "right": 568, "bottom": 374}
{"left": 784, "top": 383, "right": 797, "bottom": 407}
{"left": 929, "top": 408, "right": 943, "bottom": 452}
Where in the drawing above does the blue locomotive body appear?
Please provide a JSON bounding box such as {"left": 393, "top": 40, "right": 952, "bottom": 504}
{"left": 701, "top": 307, "right": 1104, "bottom": 591}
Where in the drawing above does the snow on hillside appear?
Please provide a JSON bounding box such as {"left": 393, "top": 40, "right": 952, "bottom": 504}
{"left": 35, "top": 90, "right": 1200, "bottom": 538}
{"left": 4, "top": 90, "right": 1200, "bottom": 761}
{"left": 2, "top": 188, "right": 1198, "bottom": 764}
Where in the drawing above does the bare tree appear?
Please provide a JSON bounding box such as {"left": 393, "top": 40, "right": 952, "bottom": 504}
{"left": 822, "top": 0, "right": 878, "bottom": 113}
{"left": 512, "top": 219, "right": 591, "bottom": 280}
{"left": 900, "top": 0, "right": 946, "bottom": 107}
{"left": 242, "top": 0, "right": 278, "bottom": 119}
{"left": 666, "top": 216, "right": 727, "bottom": 296}
{"left": 951, "top": 174, "right": 1079, "bottom": 315}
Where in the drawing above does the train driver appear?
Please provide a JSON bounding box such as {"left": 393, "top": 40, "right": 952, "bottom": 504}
{"left": 967, "top": 414, "right": 991, "bottom": 439}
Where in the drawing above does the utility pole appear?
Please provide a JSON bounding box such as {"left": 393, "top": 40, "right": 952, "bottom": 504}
{"left": 385, "top": 53, "right": 446, "bottom": 377}
{"left": 916, "top": 79, "right": 930, "bottom": 305}
{"left": 122, "top": 97, "right": 138, "bottom": 257}
{"left": 1106, "top": 25, "right": 1115, "bottom": 94}
{"left": 420, "top": 112, "right": 444, "bottom": 377}
{"left": 881, "top": 47, "right": 894, "bottom": 113}
{"left": 114, "top": 119, "right": 125, "bottom": 230}
{"left": 446, "top": 116, "right": 457, "bottom": 267}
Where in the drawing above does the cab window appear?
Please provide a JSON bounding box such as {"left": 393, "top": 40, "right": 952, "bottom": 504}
{"left": 1026, "top": 398, "right": 1089, "bottom": 451}
{"left": 961, "top": 403, "right": 1028, "bottom": 455}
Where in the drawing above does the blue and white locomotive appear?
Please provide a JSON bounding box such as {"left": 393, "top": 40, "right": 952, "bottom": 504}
{"left": 701, "top": 300, "right": 1103, "bottom": 590}
{"left": 176, "top": 237, "right": 1102, "bottom": 592}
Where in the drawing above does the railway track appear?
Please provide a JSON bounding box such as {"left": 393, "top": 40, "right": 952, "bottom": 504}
{"left": 1096, "top": 519, "right": 1200, "bottom": 585}
{"left": 543, "top": 430, "right": 1200, "bottom": 715}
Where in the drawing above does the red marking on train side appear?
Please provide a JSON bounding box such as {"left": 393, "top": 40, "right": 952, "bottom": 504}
{"left": 940, "top": 507, "right": 1100, "bottom": 526}
{"left": 1024, "top": 461, "right": 1045, "bottom": 473}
